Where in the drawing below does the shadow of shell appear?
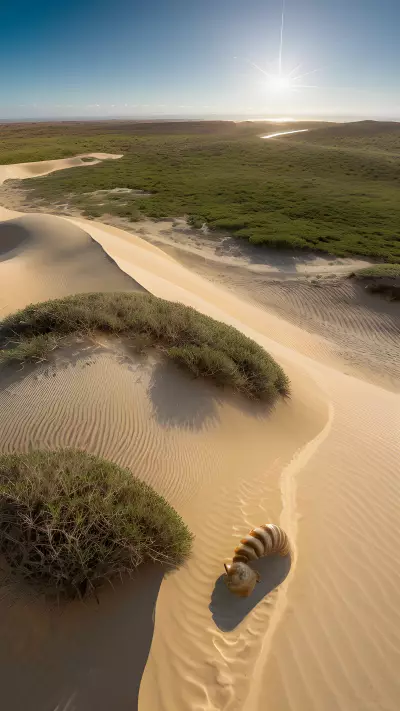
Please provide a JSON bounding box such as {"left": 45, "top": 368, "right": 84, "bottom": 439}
{"left": 209, "top": 553, "right": 291, "bottom": 632}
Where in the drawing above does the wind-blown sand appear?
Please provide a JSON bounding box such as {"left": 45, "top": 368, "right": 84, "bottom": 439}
{"left": 0, "top": 156, "right": 399, "bottom": 711}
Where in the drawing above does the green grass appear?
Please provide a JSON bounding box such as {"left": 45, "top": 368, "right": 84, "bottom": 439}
{"left": 1, "top": 120, "right": 399, "bottom": 261}
{"left": 350, "top": 264, "right": 400, "bottom": 278}
{"left": 0, "top": 292, "right": 289, "bottom": 400}
{"left": 0, "top": 449, "right": 192, "bottom": 598}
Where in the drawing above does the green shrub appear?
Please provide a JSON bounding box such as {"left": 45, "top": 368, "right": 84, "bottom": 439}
{"left": 0, "top": 292, "right": 289, "bottom": 400}
{"left": 0, "top": 449, "right": 193, "bottom": 598}
{"left": 167, "top": 345, "right": 247, "bottom": 391}
{"left": 350, "top": 264, "right": 400, "bottom": 279}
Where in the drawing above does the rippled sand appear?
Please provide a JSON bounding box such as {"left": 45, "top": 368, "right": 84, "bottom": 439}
{"left": 0, "top": 156, "right": 399, "bottom": 711}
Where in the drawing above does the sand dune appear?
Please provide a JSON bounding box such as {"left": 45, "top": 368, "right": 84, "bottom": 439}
{"left": 0, "top": 343, "right": 327, "bottom": 711}
{"left": 115, "top": 216, "right": 372, "bottom": 275}
{"left": 0, "top": 152, "right": 121, "bottom": 187}
{"left": 0, "top": 156, "right": 399, "bottom": 711}
{"left": 0, "top": 213, "right": 143, "bottom": 315}
{"left": 0, "top": 153, "right": 143, "bottom": 314}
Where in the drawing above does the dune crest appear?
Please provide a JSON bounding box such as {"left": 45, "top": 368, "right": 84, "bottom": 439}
{"left": 0, "top": 213, "right": 143, "bottom": 314}
{"left": 0, "top": 152, "right": 121, "bottom": 187}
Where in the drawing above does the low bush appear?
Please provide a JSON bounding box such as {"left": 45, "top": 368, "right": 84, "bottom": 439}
{"left": 0, "top": 292, "right": 289, "bottom": 400}
{"left": 350, "top": 264, "right": 400, "bottom": 279}
{"left": 0, "top": 449, "right": 193, "bottom": 598}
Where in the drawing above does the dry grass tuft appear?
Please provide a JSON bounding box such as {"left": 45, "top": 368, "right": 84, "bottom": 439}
{"left": 0, "top": 449, "right": 193, "bottom": 599}
{"left": 0, "top": 292, "right": 289, "bottom": 400}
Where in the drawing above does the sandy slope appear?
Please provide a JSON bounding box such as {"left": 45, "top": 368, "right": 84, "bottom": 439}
{"left": 0, "top": 152, "right": 122, "bottom": 186}
{"left": 0, "top": 214, "right": 144, "bottom": 315}
{"left": 166, "top": 250, "right": 400, "bottom": 391}
{"left": 0, "top": 153, "right": 143, "bottom": 313}
{"left": 0, "top": 157, "right": 399, "bottom": 711}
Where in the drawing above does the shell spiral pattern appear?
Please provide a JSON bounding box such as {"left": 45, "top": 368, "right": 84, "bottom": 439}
{"left": 233, "top": 523, "right": 291, "bottom": 564}
{"left": 224, "top": 524, "right": 291, "bottom": 597}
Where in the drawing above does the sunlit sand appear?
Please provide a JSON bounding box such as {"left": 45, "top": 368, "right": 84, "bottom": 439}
{"left": 0, "top": 156, "right": 399, "bottom": 711}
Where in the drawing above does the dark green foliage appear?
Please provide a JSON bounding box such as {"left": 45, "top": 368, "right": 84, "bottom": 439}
{"left": 350, "top": 264, "right": 400, "bottom": 278}
{"left": 0, "top": 448, "right": 193, "bottom": 598}
{"left": 0, "top": 292, "right": 289, "bottom": 399}
{"left": 1, "top": 120, "right": 399, "bottom": 261}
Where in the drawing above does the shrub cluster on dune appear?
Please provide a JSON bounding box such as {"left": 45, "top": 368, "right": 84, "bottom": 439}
{"left": 0, "top": 449, "right": 193, "bottom": 599}
{"left": 350, "top": 264, "right": 400, "bottom": 279}
{"left": 0, "top": 292, "right": 290, "bottom": 400}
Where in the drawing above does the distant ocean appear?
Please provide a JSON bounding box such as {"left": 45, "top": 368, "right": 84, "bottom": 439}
{"left": 0, "top": 115, "right": 398, "bottom": 123}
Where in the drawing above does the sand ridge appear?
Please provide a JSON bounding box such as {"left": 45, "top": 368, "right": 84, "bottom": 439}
{"left": 0, "top": 152, "right": 144, "bottom": 314}
{"left": 0, "top": 213, "right": 144, "bottom": 316}
{"left": 0, "top": 156, "right": 399, "bottom": 711}
{"left": 0, "top": 152, "right": 122, "bottom": 188}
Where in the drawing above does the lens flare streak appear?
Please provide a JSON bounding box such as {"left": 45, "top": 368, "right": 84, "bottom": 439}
{"left": 247, "top": 0, "right": 321, "bottom": 93}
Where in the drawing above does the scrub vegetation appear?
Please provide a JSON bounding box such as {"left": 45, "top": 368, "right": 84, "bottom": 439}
{"left": 0, "top": 292, "right": 290, "bottom": 400}
{"left": 0, "top": 448, "right": 193, "bottom": 598}
{"left": 1, "top": 119, "right": 399, "bottom": 261}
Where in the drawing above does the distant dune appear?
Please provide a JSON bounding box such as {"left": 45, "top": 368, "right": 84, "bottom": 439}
{"left": 0, "top": 152, "right": 122, "bottom": 183}
{"left": 0, "top": 152, "right": 145, "bottom": 314}
{"left": 290, "top": 118, "right": 400, "bottom": 147}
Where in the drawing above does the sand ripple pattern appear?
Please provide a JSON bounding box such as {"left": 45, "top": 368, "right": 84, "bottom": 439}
{"left": 0, "top": 352, "right": 223, "bottom": 508}
{"left": 139, "top": 377, "right": 329, "bottom": 711}
{"left": 260, "top": 379, "right": 400, "bottom": 711}
{"left": 173, "top": 258, "right": 400, "bottom": 390}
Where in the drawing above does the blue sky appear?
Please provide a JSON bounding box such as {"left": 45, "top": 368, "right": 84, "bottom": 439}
{"left": 0, "top": 0, "right": 398, "bottom": 120}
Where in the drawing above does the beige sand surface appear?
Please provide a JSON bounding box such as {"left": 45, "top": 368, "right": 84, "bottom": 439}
{"left": 160, "top": 248, "right": 400, "bottom": 391}
{"left": 0, "top": 213, "right": 145, "bottom": 315}
{"left": 130, "top": 216, "right": 371, "bottom": 273}
{"left": 0, "top": 156, "right": 399, "bottom": 711}
{"left": 0, "top": 152, "right": 122, "bottom": 187}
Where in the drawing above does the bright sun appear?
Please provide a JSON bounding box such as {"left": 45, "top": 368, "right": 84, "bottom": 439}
{"left": 268, "top": 74, "right": 292, "bottom": 91}
{"left": 245, "top": 1, "right": 320, "bottom": 96}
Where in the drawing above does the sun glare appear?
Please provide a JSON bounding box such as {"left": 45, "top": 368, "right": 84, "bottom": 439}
{"left": 268, "top": 74, "right": 292, "bottom": 91}
{"left": 245, "top": 1, "right": 320, "bottom": 95}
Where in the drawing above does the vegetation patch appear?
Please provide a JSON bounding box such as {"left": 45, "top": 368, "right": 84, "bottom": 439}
{"left": 349, "top": 264, "right": 400, "bottom": 300}
{"left": 0, "top": 448, "right": 192, "bottom": 598}
{"left": 1, "top": 120, "right": 399, "bottom": 261}
{"left": 0, "top": 292, "right": 289, "bottom": 399}
{"left": 350, "top": 264, "right": 400, "bottom": 279}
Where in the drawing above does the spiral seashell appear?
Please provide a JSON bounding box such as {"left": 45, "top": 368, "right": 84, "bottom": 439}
{"left": 233, "top": 524, "right": 291, "bottom": 563}
{"left": 224, "top": 523, "right": 291, "bottom": 597}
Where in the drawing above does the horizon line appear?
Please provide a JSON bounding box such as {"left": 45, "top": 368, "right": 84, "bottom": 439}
{"left": 0, "top": 115, "right": 399, "bottom": 124}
